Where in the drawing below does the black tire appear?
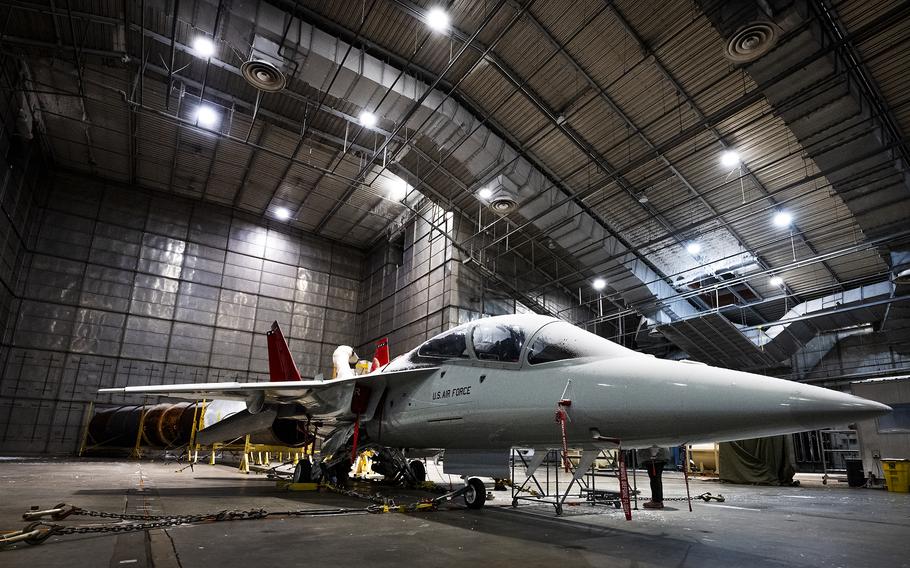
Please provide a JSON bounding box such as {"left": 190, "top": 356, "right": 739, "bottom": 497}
{"left": 464, "top": 478, "right": 486, "bottom": 510}
{"left": 409, "top": 460, "right": 426, "bottom": 483}
{"left": 292, "top": 460, "right": 312, "bottom": 483}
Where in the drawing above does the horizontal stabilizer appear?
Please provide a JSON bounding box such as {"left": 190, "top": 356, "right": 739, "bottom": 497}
{"left": 195, "top": 408, "right": 278, "bottom": 446}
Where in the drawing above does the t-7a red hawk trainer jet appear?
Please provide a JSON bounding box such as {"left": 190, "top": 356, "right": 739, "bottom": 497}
{"left": 101, "top": 314, "right": 890, "bottom": 509}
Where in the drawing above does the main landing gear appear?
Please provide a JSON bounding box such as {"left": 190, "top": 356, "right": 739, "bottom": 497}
{"left": 463, "top": 478, "right": 486, "bottom": 509}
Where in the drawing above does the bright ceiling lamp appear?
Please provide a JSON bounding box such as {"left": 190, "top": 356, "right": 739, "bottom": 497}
{"left": 478, "top": 187, "right": 493, "bottom": 199}
{"left": 772, "top": 210, "right": 792, "bottom": 227}
{"left": 686, "top": 242, "right": 702, "bottom": 255}
{"left": 194, "top": 105, "right": 218, "bottom": 128}
{"left": 426, "top": 7, "right": 450, "bottom": 32}
{"left": 192, "top": 36, "right": 215, "bottom": 58}
{"left": 769, "top": 276, "right": 784, "bottom": 287}
{"left": 388, "top": 175, "right": 409, "bottom": 201}
{"left": 274, "top": 207, "right": 291, "bottom": 221}
{"left": 720, "top": 150, "right": 740, "bottom": 168}
{"left": 359, "top": 110, "right": 378, "bottom": 129}
{"left": 592, "top": 278, "right": 607, "bottom": 291}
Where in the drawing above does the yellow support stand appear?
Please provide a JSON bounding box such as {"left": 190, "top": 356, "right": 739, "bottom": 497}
{"left": 130, "top": 406, "right": 148, "bottom": 460}
{"left": 77, "top": 402, "right": 94, "bottom": 457}
{"left": 239, "top": 435, "right": 251, "bottom": 474}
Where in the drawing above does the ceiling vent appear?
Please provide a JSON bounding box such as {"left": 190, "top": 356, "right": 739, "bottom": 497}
{"left": 242, "top": 35, "right": 288, "bottom": 92}
{"left": 482, "top": 174, "right": 521, "bottom": 214}
{"left": 725, "top": 21, "right": 778, "bottom": 63}
{"left": 241, "top": 59, "right": 286, "bottom": 92}
{"left": 490, "top": 197, "right": 517, "bottom": 213}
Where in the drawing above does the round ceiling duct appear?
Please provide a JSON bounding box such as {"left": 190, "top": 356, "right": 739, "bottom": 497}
{"left": 489, "top": 197, "right": 517, "bottom": 213}
{"left": 725, "top": 22, "right": 777, "bottom": 63}
{"left": 240, "top": 60, "right": 287, "bottom": 92}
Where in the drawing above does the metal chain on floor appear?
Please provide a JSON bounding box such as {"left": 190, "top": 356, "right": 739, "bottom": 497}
{"left": 1, "top": 483, "right": 465, "bottom": 550}
{"left": 661, "top": 492, "right": 725, "bottom": 502}
{"left": 0, "top": 499, "right": 423, "bottom": 549}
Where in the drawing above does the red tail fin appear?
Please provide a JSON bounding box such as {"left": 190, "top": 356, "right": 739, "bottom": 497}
{"left": 266, "top": 321, "right": 302, "bottom": 382}
{"left": 370, "top": 337, "right": 390, "bottom": 372}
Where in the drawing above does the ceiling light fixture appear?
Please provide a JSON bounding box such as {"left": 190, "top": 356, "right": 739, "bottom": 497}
{"left": 770, "top": 276, "right": 784, "bottom": 287}
{"left": 592, "top": 278, "right": 607, "bottom": 291}
{"left": 426, "top": 7, "right": 450, "bottom": 32}
{"left": 772, "top": 210, "right": 793, "bottom": 227}
{"left": 686, "top": 242, "right": 702, "bottom": 255}
{"left": 389, "top": 176, "right": 409, "bottom": 201}
{"left": 194, "top": 105, "right": 218, "bottom": 128}
{"left": 720, "top": 150, "right": 740, "bottom": 168}
{"left": 358, "top": 110, "right": 378, "bottom": 129}
{"left": 192, "top": 36, "right": 215, "bottom": 58}
{"left": 274, "top": 207, "right": 291, "bottom": 221}
{"left": 478, "top": 187, "right": 493, "bottom": 199}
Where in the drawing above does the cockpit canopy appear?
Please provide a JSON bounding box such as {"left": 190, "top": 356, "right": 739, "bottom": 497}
{"left": 385, "top": 315, "right": 640, "bottom": 372}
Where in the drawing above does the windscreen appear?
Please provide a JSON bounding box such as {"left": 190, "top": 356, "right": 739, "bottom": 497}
{"left": 527, "top": 321, "right": 638, "bottom": 364}
{"left": 471, "top": 322, "right": 525, "bottom": 362}
{"left": 417, "top": 328, "right": 470, "bottom": 359}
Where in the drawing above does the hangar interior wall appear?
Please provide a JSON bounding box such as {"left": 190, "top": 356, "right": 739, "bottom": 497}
{"left": 0, "top": 168, "right": 368, "bottom": 454}
{"left": 852, "top": 379, "right": 910, "bottom": 477}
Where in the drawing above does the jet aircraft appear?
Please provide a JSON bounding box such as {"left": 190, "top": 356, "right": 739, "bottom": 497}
{"left": 100, "top": 314, "right": 891, "bottom": 509}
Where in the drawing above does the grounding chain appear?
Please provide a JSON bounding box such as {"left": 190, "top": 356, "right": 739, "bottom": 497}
{"left": 1, "top": 495, "right": 440, "bottom": 549}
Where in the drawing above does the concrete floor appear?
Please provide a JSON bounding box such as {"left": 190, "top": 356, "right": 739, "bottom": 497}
{"left": 1, "top": 457, "right": 908, "bottom": 567}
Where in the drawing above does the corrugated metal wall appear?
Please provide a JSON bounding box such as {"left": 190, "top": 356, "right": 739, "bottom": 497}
{"left": 0, "top": 172, "right": 364, "bottom": 454}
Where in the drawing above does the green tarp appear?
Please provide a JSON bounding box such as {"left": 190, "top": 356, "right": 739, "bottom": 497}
{"left": 718, "top": 436, "right": 796, "bottom": 485}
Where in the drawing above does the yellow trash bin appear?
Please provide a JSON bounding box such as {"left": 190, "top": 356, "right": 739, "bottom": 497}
{"left": 881, "top": 459, "right": 909, "bottom": 493}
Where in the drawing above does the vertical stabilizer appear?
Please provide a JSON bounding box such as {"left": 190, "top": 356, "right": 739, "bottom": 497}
{"left": 370, "top": 337, "right": 390, "bottom": 371}
{"left": 266, "top": 321, "right": 302, "bottom": 382}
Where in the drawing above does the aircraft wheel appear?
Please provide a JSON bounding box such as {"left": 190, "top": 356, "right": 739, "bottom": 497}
{"left": 409, "top": 460, "right": 426, "bottom": 483}
{"left": 464, "top": 478, "right": 486, "bottom": 510}
{"left": 292, "top": 460, "right": 312, "bottom": 483}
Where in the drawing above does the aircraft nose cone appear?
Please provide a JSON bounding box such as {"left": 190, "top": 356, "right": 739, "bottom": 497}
{"left": 788, "top": 388, "right": 891, "bottom": 429}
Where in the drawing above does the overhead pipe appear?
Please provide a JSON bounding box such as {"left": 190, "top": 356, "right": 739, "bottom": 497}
{"left": 164, "top": 0, "right": 180, "bottom": 110}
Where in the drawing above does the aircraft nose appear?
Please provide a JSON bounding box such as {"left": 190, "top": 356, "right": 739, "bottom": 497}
{"left": 788, "top": 387, "right": 891, "bottom": 429}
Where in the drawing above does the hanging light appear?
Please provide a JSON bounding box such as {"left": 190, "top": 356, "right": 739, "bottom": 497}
{"left": 358, "top": 110, "right": 378, "bottom": 129}
{"left": 592, "top": 278, "right": 607, "bottom": 291}
{"left": 686, "top": 242, "right": 702, "bottom": 255}
{"left": 388, "top": 175, "right": 409, "bottom": 201}
{"left": 478, "top": 187, "right": 493, "bottom": 199}
{"left": 274, "top": 207, "right": 291, "bottom": 221}
{"left": 192, "top": 36, "right": 215, "bottom": 58}
{"left": 772, "top": 210, "right": 793, "bottom": 227}
{"left": 195, "top": 105, "right": 218, "bottom": 128}
{"left": 426, "top": 7, "right": 450, "bottom": 32}
{"left": 770, "top": 276, "right": 784, "bottom": 287}
{"left": 720, "top": 150, "right": 740, "bottom": 168}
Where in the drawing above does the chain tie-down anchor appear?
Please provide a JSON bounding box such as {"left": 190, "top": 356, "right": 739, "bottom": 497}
{"left": 22, "top": 504, "right": 77, "bottom": 522}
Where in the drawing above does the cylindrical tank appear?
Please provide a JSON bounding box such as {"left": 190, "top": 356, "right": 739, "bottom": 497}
{"left": 140, "top": 404, "right": 173, "bottom": 447}
{"left": 104, "top": 405, "right": 144, "bottom": 447}
{"left": 88, "top": 407, "right": 118, "bottom": 446}
{"left": 158, "top": 402, "right": 203, "bottom": 446}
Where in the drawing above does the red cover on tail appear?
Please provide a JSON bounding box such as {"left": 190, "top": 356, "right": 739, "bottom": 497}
{"left": 370, "top": 337, "right": 390, "bottom": 371}
{"left": 266, "top": 321, "right": 302, "bottom": 382}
